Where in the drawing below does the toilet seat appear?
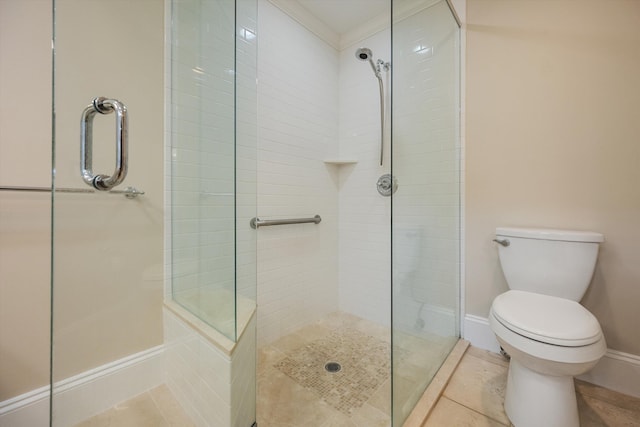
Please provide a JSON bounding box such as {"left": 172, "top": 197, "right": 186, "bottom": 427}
{"left": 492, "top": 290, "right": 602, "bottom": 347}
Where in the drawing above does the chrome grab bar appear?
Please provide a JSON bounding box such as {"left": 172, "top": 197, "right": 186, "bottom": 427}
{"left": 0, "top": 185, "right": 144, "bottom": 199}
{"left": 250, "top": 215, "right": 321, "bottom": 229}
{"left": 81, "top": 97, "right": 128, "bottom": 191}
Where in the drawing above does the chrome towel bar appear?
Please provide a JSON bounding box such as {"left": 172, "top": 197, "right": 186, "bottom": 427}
{"left": 0, "top": 185, "right": 144, "bottom": 199}
{"left": 250, "top": 215, "right": 321, "bottom": 229}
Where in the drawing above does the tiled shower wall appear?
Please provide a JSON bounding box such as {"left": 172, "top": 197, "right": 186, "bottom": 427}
{"left": 163, "top": 309, "right": 256, "bottom": 427}
{"left": 256, "top": 0, "right": 393, "bottom": 342}
{"left": 256, "top": 0, "right": 460, "bottom": 344}
{"left": 256, "top": 0, "right": 340, "bottom": 345}
{"left": 337, "top": 30, "right": 392, "bottom": 327}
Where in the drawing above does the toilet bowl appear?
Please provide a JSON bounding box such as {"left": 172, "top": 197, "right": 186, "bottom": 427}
{"left": 490, "top": 227, "right": 606, "bottom": 427}
{"left": 490, "top": 290, "right": 606, "bottom": 427}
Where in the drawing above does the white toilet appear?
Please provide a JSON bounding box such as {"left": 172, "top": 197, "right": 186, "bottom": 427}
{"left": 489, "top": 227, "right": 606, "bottom": 427}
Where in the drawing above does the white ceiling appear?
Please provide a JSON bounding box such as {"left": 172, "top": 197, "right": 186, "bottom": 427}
{"left": 295, "top": 0, "right": 389, "bottom": 35}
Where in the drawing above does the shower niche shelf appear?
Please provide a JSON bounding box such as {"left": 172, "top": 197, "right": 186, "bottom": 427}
{"left": 323, "top": 159, "right": 358, "bottom": 165}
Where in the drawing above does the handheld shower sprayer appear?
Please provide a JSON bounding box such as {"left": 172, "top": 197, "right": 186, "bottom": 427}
{"left": 355, "top": 47, "right": 390, "bottom": 166}
{"left": 355, "top": 47, "right": 381, "bottom": 78}
{"left": 355, "top": 47, "right": 390, "bottom": 79}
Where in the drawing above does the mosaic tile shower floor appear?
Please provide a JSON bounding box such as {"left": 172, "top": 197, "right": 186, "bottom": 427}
{"left": 257, "top": 311, "right": 456, "bottom": 427}
{"left": 274, "top": 328, "right": 391, "bottom": 416}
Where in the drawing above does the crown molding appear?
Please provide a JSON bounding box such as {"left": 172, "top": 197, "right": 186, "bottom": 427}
{"left": 339, "top": 12, "right": 390, "bottom": 51}
{"left": 268, "top": 0, "right": 340, "bottom": 49}
{"left": 266, "top": 0, "right": 460, "bottom": 52}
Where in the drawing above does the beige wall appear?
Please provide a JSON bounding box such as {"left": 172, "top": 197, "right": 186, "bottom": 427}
{"left": 466, "top": 0, "right": 640, "bottom": 355}
{"left": 0, "top": 0, "right": 164, "bottom": 400}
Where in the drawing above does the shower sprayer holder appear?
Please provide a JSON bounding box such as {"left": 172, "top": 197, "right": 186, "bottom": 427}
{"left": 377, "top": 59, "right": 391, "bottom": 73}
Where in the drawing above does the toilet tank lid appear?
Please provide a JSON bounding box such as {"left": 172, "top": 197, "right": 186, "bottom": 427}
{"left": 496, "top": 227, "right": 604, "bottom": 243}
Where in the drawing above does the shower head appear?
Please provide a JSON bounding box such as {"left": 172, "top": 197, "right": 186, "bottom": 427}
{"left": 355, "top": 47, "right": 373, "bottom": 61}
{"left": 355, "top": 47, "right": 380, "bottom": 78}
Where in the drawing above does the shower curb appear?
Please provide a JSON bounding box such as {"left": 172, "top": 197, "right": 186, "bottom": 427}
{"left": 403, "top": 339, "right": 469, "bottom": 426}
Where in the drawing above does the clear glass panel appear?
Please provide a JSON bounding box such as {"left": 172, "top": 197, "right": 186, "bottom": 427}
{"left": 391, "top": 0, "right": 461, "bottom": 424}
{"left": 235, "top": 0, "right": 258, "bottom": 325}
{"left": 166, "top": 0, "right": 257, "bottom": 423}
{"left": 51, "top": 1, "right": 165, "bottom": 425}
{"left": 51, "top": 0, "right": 257, "bottom": 425}
{"left": 170, "top": 0, "right": 239, "bottom": 340}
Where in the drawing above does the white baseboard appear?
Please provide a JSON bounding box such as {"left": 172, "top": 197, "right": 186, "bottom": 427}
{"left": 462, "top": 314, "right": 501, "bottom": 353}
{"left": 0, "top": 385, "right": 49, "bottom": 427}
{"left": 578, "top": 349, "right": 640, "bottom": 399}
{"left": 463, "top": 313, "right": 640, "bottom": 398}
{"left": 0, "top": 345, "right": 164, "bottom": 426}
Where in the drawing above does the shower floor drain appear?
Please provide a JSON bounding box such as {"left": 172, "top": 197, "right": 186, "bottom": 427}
{"left": 324, "top": 362, "right": 341, "bottom": 373}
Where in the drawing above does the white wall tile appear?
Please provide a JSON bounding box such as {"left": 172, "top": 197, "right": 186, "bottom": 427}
{"left": 256, "top": 0, "right": 340, "bottom": 345}
{"left": 337, "top": 30, "right": 392, "bottom": 327}
{"left": 163, "top": 308, "right": 256, "bottom": 427}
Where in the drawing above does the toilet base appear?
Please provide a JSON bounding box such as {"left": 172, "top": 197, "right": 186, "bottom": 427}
{"left": 504, "top": 359, "right": 579, "bottom": 427}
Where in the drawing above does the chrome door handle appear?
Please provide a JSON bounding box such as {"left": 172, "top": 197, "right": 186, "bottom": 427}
{"left": 80, "top": 97, "right": 128, "bottom": 191}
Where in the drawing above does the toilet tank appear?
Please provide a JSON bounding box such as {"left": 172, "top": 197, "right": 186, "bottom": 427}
{"left": 495, "top": 227, "right": 604, "bottom": 301}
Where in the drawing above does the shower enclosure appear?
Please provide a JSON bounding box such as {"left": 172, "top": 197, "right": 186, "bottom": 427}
{"left": 253, "top": 0, "right": 460, "bottom": 425}
{"left": 0, "top": 0, "right": 459, "bottom": 425}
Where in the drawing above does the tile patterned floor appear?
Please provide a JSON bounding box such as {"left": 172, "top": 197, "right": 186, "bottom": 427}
{"left": 74, "top": 333, "right": 640, "bottom": 427}
{"left": 274, "top": 327, "right": 391, "bottom": 415}
{"left": 425, "top": 346, "right": 640, "bottom": 427}
{"left": 257, "top": 312, "right": 393, "bottom": 427}
{"left": 74, "top": 384, "right": 195, "bottom": 427}
{"left": 257, "top": 311, "right": 457, "bottom": 427}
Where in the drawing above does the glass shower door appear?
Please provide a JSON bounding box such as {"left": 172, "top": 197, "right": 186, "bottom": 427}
{"left": 50, "top": 0, "right": 257, "bottom": 424}
{"left": 391, "top": 0, "right": 461, "bottom": 424}
{"left": 51, "top": 1, "right": 165, "bottom": 425}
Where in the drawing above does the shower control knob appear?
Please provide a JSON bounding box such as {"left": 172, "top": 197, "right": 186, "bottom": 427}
{"left": 376, "top": 174, "right": 398, "bottom": 197}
